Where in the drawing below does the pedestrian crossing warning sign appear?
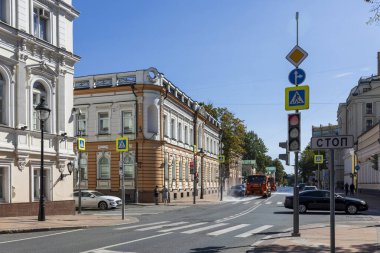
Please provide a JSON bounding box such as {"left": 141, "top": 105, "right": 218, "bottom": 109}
{"left": 285, "top": 85, "right": 309, "bottom": 111}
{"left": 314, "top": 155, "right": 323, "bottom": 164}
{"left": 78, "top": 138, "right": 86, "bottom": 151}
{"left": 116, "top": 137, "right": 128, "bottom": 152}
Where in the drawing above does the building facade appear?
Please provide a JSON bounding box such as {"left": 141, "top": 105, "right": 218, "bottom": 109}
{"left": 0, "top": 0, "right": 79, "bottom": 217}
{"left": 73, "top": 68, "right": 221, "bottom": 203}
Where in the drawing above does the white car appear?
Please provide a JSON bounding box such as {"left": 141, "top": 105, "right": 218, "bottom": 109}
{"left": 73, "top": 190, "right": 122, "bottom": 210}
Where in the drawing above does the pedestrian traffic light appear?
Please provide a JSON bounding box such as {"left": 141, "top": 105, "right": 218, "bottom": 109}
{"left": 371, "top": 154, "right": 378, "bottom": 170}
{"left": 288, "top": 113, "right": 301, "bottom": 152}
{"left": 279, "top": 141, "right": 290, "bottom": 166}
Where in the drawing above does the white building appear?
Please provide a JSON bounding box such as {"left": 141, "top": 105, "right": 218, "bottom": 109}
{"left": 0, "top": 0, "right": 79, "bottom": 217}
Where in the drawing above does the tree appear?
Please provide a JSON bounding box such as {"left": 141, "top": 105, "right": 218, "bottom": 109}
{"left": 365, "top": 0, "right": 380, "bottom": 24}
{"left": 298, "top": 144, "right": 328, "bottom": 183}
{"left": 243, "top": 131, "right": 268, "bottom": 172}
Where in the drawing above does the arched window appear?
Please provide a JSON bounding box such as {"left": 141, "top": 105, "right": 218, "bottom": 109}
{"left": 0, "top": 73, "right": 4, "bottom": 124}
{"left": 147, "top": 105, "right": 158, "bottom": 134}
{"left": 172, "top": 156, "right": 176, "bottom": 180}
{"left": 33, "top": 82, "right": 47, "bottom": 131}
{"left": 198, "top": 126, "right": 202, "bottom": 149}
{"left": 98, "top": 157, "right": 110, "bottom": 179}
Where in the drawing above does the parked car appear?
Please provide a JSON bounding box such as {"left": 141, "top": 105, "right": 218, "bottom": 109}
{"left": 73, "top": 190, "right": 122, "bottom": 210}
{"left": 284, "top": 190, "right": 368, "bottom": 215}
{"left": 302, "top": 186, "right": 318, "bottom": 191}
{"left": 298, "top": 183, "right": 306, "bottom": 191}
{"left": 229, "top": 184, "right": 246, "bottom": 197}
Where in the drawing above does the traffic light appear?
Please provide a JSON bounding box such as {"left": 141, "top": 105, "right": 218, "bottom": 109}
{"left": 288, "top": 113, "right": 301, "bottom": 152}
{"left": 279, "top": 141, "right": 290, "bottom": 166}
{"left": 194, "top": 172, "right": 199, "bottom": 183}
{"left": 190, "top": 161, "right": 195, "bottom": 174}
{"left": 371, "top": 154, "right": 378, "bottom": 170}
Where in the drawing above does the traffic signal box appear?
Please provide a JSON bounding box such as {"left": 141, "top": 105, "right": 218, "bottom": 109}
{"left": 371, "top": 154, "right": 379, "bottom": 170}
{"left": 279, "top": 141, "right": 290, "bottom": 166}
{"left": 190, "top": 161, "right": 195, "bottom": 174}
{"left": 288, "top": 113, "right": 301, "bottom": 152}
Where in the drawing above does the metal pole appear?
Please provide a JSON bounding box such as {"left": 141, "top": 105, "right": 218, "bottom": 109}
{"left": 296, "top": 12, "right": 299, "bottom": 45}
{"left": 38, "top": 119, "right": 45, "bottom": 221}
{"left": 121, "top": 117, "right": 125, "bottom": 220}
{"left": 330, "top": 149, "right": 335, "bottom": 253}
{"left": 318, "top": 150, "right": 321, "bottom": 189}
{"left": 193, "top": 155, "right": 197, "bottom": 204}
{"left": 200, "top": 154, "right": 204, "bottom": 199}
{"left": 78, "top": 142, "right": 82, "bottom": 214}
{"left": 292, "top": 151, "right": 300, "bottom": 236}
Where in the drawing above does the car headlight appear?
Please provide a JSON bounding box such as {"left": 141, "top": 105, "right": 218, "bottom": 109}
{"left": 360, "top": 201, "right": 366, "bottom": 205}
{"left": 107, "top": 199, "right": 115, "bottom": 202}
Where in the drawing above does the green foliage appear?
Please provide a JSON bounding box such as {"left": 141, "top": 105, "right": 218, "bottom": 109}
{"left": 365, "top": 0, "right": 380, "bottom": 24}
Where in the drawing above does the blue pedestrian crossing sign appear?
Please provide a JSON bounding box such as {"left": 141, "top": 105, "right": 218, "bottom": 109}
{"left": 78, "top": 138, "right": 86, "bottom": 151}
{"left": 116, "top": 137, "right": 128, "bottom": 152}
{"left": 285, "top": 85, "right": 309, "bottom": 111}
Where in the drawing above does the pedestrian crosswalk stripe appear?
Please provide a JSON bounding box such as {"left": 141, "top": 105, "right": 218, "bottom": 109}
{"left": 265, "top": 201, "right": 272, "bottom": 205}
{"left": 243, "top": 201, "right": 250, "bottom": 205}
{"left": 235, "top": 225, "right": 273, "bottom": 238}
{"left": 231, "top": 202, "right": 239, "bottom": 205}
{"left": 182, "top": 223, "right": 227, "bottom": 234}
{"left": 136, "top": 221, "right": 188, "bottom": 231}
{"left": 277, "top": 202, "right": 283, "bottom": 205}
{"left": 159, "top": 222, "right": 208, "bottom": 232}
{"left": 207, "top": 224, "right": 250, "bottom": 236}
{"left": 114, "top": 221, "right": 169, "bottom": 231}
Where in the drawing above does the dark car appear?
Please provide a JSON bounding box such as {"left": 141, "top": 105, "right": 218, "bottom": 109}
{"left": 284, "top": 190, "right": 368, "bottom": 215}
{"left": 229, "top": 185, "right": 246, "bottom": 197}
{"left": 302, "top": 186, "right": 318, "bottom": 191}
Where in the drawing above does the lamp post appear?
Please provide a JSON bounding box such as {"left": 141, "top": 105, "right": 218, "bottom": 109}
{"left": 35, "top": 98, "right": 50, "bottom": 221}
{"left": 199, "top": 148, "right": 205, "bottom": 199}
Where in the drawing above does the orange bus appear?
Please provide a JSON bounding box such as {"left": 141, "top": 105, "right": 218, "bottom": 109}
{"left": 245, "top": 174, "right": 271, "bottom": 198}
{"left": 268, "top": 176, "right": 277, "bottom": 192}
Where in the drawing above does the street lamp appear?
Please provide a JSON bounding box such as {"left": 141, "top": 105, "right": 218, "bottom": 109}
{"left": 199, "top": 148, "right": 205, "bottom": 199}
{"left": 35, "top": 98, "right": 50, "bottom": 221}
{"left": 60, "top": 161, "right": 74, "bottom": 180}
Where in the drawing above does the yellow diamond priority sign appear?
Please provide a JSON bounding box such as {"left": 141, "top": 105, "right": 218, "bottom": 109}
{"left": 286, "top": 45, "right": 308, "bottom": 67}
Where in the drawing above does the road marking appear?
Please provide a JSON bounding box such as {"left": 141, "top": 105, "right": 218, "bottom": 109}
{"left": 243, "top": 201, "right": 251, "bottom": 204}
{"left": 235, "top": 225, "right": 273, "bottom": 238}
{"left": 182, "top": 223, "right": 227, "bottom": 234}
{"left": 159, "top": 222, "right": 208, "bottom": 232}
{"left": 277, "top": 202, "right": 283, "bottom": 205}
{"left": 231, "top": 202, "right": 239, "bottom": 205}
{"left": 136, "top": 222, "right": 188, "bottom": 231}
{"left": 0, "top": 229, "right": 83, "bottom": 244}
{"left": 207, "top": 224, "right": 250, "bottom": 236}
{"left": 80, "top": 233, "right": 172, "bottom": 253}
{"left": 265, "top": 201, "right": 272, "bottom": 205}
{"left": 114, "top": 221, "right": 169, "bottom": 230}
{"left": 86, "top": 250, "right": 135, "bottom": 253}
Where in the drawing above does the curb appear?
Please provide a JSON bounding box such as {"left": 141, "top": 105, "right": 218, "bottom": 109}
{"left": 0, "top": 226, "right": 89, "bottom": 234}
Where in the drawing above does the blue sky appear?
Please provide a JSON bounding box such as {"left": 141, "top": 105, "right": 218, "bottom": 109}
{"left": 72, "top": 0, "right": 380, "bottom": 173}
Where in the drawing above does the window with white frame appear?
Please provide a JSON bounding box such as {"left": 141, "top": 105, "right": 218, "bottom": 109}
{"left": 0, "top": 73, "right": 4, "bottom": 124}
{"left": 190, "top": 128, "right": 193, "bottom": 145}
{"left": 179, "top": 157, "right": 183, "bottom": 180}
{"left": 33, "top": 168, "right": 49, "bottom": 201}
{"left": 80, "top": 153, "right": 88, "bottom": 180}
{"left": 164, "top": 154, "right": 169, "bottom": 180}
{"left": 123, "top": 153, "right": 135, "bottom": 179}
{"left": 0, "top": 167, "right": 4, "bottom": 201}
{"left": 184, "top": 126, "right": 188, "bottom": 144}
{"left": 366, "top": 103, "right": 373, "bottom": 115}
{"left": 98, "top": 156, "right": 110, "bottom": 179}
{"left": 33, "top": 82, "right": 47, "bottom": 131}
{"left": 163, "top": 114, "right": 168, "bottom": 137}
{"left": 122, "top": 111, "right": 133, "bottom": 134}
{"left": 147, "top": 105, "right": 158, "bottom": 134}
{"left": 206, "top": 137, "right": 209, "bottom": 152}
{"left": 33, "top": 7, "right": 50, "bottom": 41}
{"left": 0, "top": 0, "right": 6, "bottom": 22}
{"left": 76, "top": 113, "right": 86, "bottom": 136}
{"left": 98, "top": 112, "right": 109, "bottom": 134}
{"left": 178, "top": 122, "right": 182, "bottom": 142}
{"left": 366, "top": 119, "right": 373, "bottom": 131}
{"left": 170, "top": 118, "right": 175, "bottom": 139}
{"left": 198, "top": 126, "right": 202, "bottom": 148}
{"left": 172, "top": 157, "right": 176, "bottom": 180}
{"left": 185, "top": 160, "right": 189, "bottom": 181}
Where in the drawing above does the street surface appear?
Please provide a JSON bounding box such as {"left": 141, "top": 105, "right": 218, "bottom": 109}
{"left": 0, "top": 187, "right": 377, "bottom": 253}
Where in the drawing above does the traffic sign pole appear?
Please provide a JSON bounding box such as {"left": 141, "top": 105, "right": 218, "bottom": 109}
{"left": 330, "top": 149, "right": 335, "bottom": 253}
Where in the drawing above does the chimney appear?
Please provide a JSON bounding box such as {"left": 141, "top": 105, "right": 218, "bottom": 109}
{"left": 378, "top": 52, "right": 380, "bottom": 76}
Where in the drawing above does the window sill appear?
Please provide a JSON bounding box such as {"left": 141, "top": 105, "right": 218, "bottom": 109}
{"left": 97, "top": 133, "right": 111, "bottom": 136}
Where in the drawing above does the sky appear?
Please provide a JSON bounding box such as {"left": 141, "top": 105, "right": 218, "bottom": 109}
{"left": 72, "top": 0, "right": 380, "bottom": 174}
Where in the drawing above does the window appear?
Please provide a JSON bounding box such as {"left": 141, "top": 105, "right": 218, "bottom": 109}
{"left": 33, "top": 82, "right": 47, "bottom": 131}
{"left": 366, "top": 103, "right": 373, "bottom": 114}
{"left": 164, "top": 154, "right": 169, "bottom": 180}
{"left": 0, "top": 168, "right": 3, "bottom": 201}
{"left": 123, "top": 154, "right": 135, "bottom": 179}
{"left": 366, "top": 119, "right": 373, "bottom": 131}
{"left": 190, "top": 128, "right": 193, "bottom": 145}
{"left": 98, "top": 157, "right": 110, "bottom": 179}
{"left": 122, "top": 111, "right": 133, "bottom": 134}
{"left": 0, "top": 73, "right": 4, "bottom": 124}
{"left": 76, "top": 113, "right": 86, "bottom": 136}
{"left": 147, "top": 105, "right": 158, "bottom": 133}
{"left": 0, "top": 0, "right": 6, "bottom": 22}
{"left": 179, "top": 158, "right": 183, "bottom": 180}
{"left": 178, "top": 122, "right": 182, "bottom": 142}
{"left": 33, "top": 7, "right": 49, "bottom": 41}
{"left": 171, "top": 119, "right": 175, "bottom": 139}
{"left": 184, "top": 126, "right": 188, "bottom": 144}
{"left": 98, "top": 112, "right": 109, "bottom": 134}
{"left": 185, "top": 160, "right": 189, "bottom": 181}
{"left": 163, "top": 115, "right": 168, "bottom": 137}
{"left": 198, "top": 126, "right": 202, "bottom": 148}
{"left": 172, "top": 157, "right": 176, "bottom": 180}
{"left": 33, "top": 168, "right": 49, "bottom": 201}
{"left": 206, "top": 137, "right": 209, "bottom": 151}
{"left": 80, "top": 153, "right": 88, "bottom": 180}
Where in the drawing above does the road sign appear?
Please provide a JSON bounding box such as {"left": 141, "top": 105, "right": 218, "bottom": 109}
{"left": 116, "top": 137, "right": 129, "bottom": 152}
{"left": 310, "top": 135, "right": 354, "bottom": 149}
{"left": 355, "top": 165, "right": 360, "bottom": 171}
{"left": 288, "top": 68, "right": 306, "bottom": 85}
{"left": 78, "top": 138, "right": 86, "bottom": 151}
{"left": 193, "top": 145, "right": 197, "bottom": 154}
{"left": 286, "top": 45, "right": 308, "bottom": 67}
{"left": 285, "top": 85, "right": 309, "bottom": 111}
{"left": 242, "top": 160, "right": 256, "bottom": 165}
{"left": 218, "top": 155, "right": 225, "bottom": 163}
{"left": 314, "top": 155, "right": 324, "bottom": 164}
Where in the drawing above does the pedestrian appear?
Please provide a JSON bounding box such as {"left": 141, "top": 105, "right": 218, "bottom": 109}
{"left": 153, "top": 185, "right": 159, "bottom": 205}
{"left": 350, "top": 183, "right": 355, "bottom": 196}
{"left": 344, "top": 182, "right": 349, "bottom": 196}
{"left": 162, "top": 185, "right": 169, "bottom": 205}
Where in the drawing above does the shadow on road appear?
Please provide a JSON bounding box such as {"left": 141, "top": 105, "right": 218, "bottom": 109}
{"left": 189, "top": 244, "right": 251, "bottom": 253}
{"left": 248, "top": 243, "right": 379, "bottom": 253}
{"left": 273, "top": 211, "right": 367, "bottom": 216}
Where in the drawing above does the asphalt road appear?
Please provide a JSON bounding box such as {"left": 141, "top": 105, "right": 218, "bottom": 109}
{"left": 0, "top": 187, "right": 376, "bottom": 253}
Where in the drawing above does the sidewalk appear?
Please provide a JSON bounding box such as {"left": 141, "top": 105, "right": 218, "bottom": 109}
{"left": 250, "top": 222, "right": 380, "bottom": 253}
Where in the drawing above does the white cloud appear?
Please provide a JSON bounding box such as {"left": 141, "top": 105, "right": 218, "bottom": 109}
{"left": 333, "top": 72, "right": 353, "bottom": 78}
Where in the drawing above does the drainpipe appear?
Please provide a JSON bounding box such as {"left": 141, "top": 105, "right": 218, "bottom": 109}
{"left": 131, "top": 84, "right": 139, "bottom": 203}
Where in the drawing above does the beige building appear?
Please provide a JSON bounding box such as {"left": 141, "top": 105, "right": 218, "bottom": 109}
{"left": 0, "top": 0, "right": 79, "bottom": 217}
{"left": 73, "top": 68, "right": 221, "bottom": 203}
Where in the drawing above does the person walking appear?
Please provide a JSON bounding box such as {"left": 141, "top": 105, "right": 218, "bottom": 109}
{"left": 153, "top": 185, "right": 159, "bottom": 205}
{"left": 162, "top": 186, "right": 169, "bottom": 205}
{"left": 344, "top": 182, "right": 349, "bottom": 196}
{"left": 350, "top": 183, "right": 355, "bottom": 196}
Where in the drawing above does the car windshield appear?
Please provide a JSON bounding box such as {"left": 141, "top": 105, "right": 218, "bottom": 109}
{"left": 231, "top": 185, "right": 243, "bottom": 189}
{"left": 247, "top": 176, "right": 266, "bottom": 183}
{"left": 90, "top": 191, "right": 104, "bottom": 197}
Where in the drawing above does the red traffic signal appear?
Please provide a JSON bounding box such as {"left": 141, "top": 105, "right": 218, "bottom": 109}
{"left": 288, "top": 113, "right": 301, "bottom": 152}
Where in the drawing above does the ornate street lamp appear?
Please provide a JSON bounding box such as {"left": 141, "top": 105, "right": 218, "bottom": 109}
{"left": 35, "top": 98, "right": 50, "bottom": 221}
{"left": 198, "top": 148, "right": 205, "bottom": 199}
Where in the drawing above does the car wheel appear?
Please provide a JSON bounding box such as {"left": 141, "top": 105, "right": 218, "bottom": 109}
{"left": 345, "top": 204, "right": 358, "bottom": 215}
{"left": 299, "top": 204, "right": 307, "bottom": 214}
{"left": 98, "top": 201, "right": 108, "bottom": 210}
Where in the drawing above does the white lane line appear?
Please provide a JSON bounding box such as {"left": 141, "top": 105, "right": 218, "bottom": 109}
{"left": 230, "top": 202, "right": 239, "bottom": 205}
{"left": 265, "top": 201, "right": 272, "bottom": 205}
{"left": 182, "top": 223, "right": 228, "bottom": 234}
{"left": 235, "top": 225, "right": 273, "bottom": 238}
{"left": 243, "top": 201, "right": 251, "bottom": 205}
{"left": 136, "top": 222, "right": 188, "bottom": 231}
{"left": 0, "top": 229, "right": 83, "bottom": 244}
{"left": 159, "top": 222, "right": 208, "bottom": 232}
{"left": 207, "top": 224, "right": 250, "bottom": 236}
{"left": 114, "top": 221, "right": 169, "bottom": 231}
{"left": 80, "top": 233, "right": 172, "bottom": 253}
{"left": 88, "top": 250, "right": 135, "bottom": 253}
{"left": 277, "top": 202, "right": 283, "bottom": 205}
